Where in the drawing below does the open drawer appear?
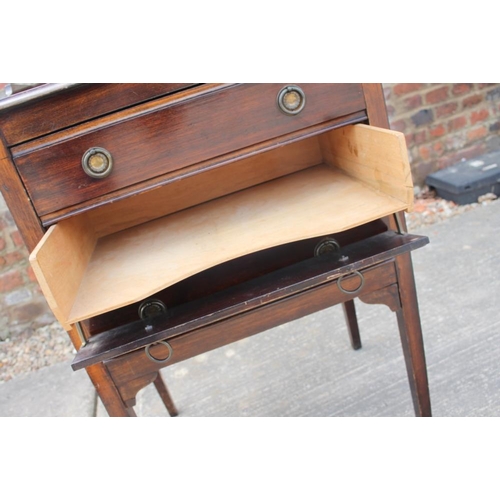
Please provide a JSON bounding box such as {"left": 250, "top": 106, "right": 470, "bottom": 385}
{"left": 29, "top": 124, "right": 414, "bottom": 330}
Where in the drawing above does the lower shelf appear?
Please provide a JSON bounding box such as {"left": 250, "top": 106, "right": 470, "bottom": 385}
{"left": 31, "top": 164, "right": 409, "bottom": 327}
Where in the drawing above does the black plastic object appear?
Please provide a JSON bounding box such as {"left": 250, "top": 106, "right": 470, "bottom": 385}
{"left": 426, "top": 150, "right": 500, "bottom": 205}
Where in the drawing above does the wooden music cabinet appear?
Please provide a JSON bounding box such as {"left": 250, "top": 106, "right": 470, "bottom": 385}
{"left": 0, "top": 83, "right": 431, "bottom": 416}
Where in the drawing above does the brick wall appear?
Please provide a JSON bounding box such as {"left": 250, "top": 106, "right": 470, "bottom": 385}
{"left": 383, "top": 83, "right": 500, "bottom": 186}
{"left": 0, "top": 193, "right": 54, "bottom": 340}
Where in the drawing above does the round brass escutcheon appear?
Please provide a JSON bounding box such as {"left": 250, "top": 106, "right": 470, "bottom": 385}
{"left": 337, "top": 270, "right": 365, "bottom": 295}
{"left": 145, "top": 341, "right": 173, "bottom": 364}
{"left": 82, "top": 147, "right": 113, "bottom": 178}
{"left": 277, "top": 85, "right": 306, "bottom": 115}
{"left": 314, "top": 237, "right": 341, "bottom": 258}
{"left": 138, "top": 298, "right": 168, "bottom": 320}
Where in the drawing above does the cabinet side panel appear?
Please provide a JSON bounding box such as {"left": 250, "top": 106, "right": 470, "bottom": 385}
{"left": 0, "top": 138, "right": 44, "bottom": 252}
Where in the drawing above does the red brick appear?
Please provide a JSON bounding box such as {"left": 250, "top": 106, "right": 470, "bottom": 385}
{"left": 392, "top": 83, "right": 425, "bottom": 96}
{"left": 438, "top": 144, "right": 486, "bottom": 169}
{"left": 0, "top": 269, "right": 23, "bottom": 292}
{"left": 470, "top": 108, "right": 489, "bottom": 125}
{"left": 426, "top": 86, "right": 449, "bottom": 104}
{"left": 9, "top": 301, "right": 47, "bottom": 324}
{"left": 419, "top": 145, "right": 432, "bottom": 161}
{"left": 413, "top": 130, "right": 427, "bottom": 145}
{"left": 27, "top": 266, "right": 38, "bottom": 282}
{"left": 404, "top": 94, "right": 422, "bottom": 110}
{"left": 433, "top": 141, "right": 445, "bottom": 155}
{"left": 437, "top": 102, "right": 458, "bottom": 118}
{"left": 467, "top": 126, "right": 488, "bottom": 142}
{"left": 405, "top": 132, "right": 426, "bottom": 148}
{"left": 10, "top": 230, "right": 25, "bottom": 248}
{"left": 448, "top": 116, "right": 467, "bottom": 131}
{"left": 463, "top": 94, "right": 483, "bottom": 108}
{"left": 390, "top": 119, "right": 406, "bottom": 132}
{"left": 429, "top": 124, "right": 446, "bottom": 138}
{"left": 1, "top": 251, "right": 25, "bottom": 266}
{"left": 436, "top": 156, "right": 457, "bottom": 171}
{"left": 452, "top": 84, "right": 473, "bottom": 96}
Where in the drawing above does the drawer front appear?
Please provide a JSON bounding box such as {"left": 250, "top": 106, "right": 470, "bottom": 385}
{"left": 14, "top": 83, "right": 365, "bottom": 217}
{"left": 0, "top": 83, "right": 198, "bottom": 146}
{"left": 104, "top": 260, "right": 397, "bottom": 387}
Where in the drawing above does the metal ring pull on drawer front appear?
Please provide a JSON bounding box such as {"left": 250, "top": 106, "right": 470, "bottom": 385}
{"left": 82, "top": 147, "right": 113, "bottom": 178}
{"left": 277, "top": 85, "right": 306, "bottom": 115}
{"left": 145, "top": 341, "right": 173, "bottom": 363}
{"left": 337, "top": 270, "right": 365, "bottom": 295}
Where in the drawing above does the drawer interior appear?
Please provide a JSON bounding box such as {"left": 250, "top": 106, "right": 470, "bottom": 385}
{"left": 29, "top": 124, "right": 413, "bottom": 329}
{"left": 73, "top": 231, "right": 429, "bottom": 371}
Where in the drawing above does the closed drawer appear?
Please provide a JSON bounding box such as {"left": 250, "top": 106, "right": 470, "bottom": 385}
{"left": 0, "top": 83, "right": 198, "bottom": 146}
{"left": 13, "top": 83, "right": 365, "bottom": 217}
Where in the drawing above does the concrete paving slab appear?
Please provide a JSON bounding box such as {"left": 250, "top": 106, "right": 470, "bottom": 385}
{"left": 2, "top": 200, "right": 500, "bottom": 417}
{"left": 132, "top": 200, "right": 500, "bottom": 417}
{"left": 412, "top": 201, "right": 500, "bottom": 417}
{"left": 0, "top": 361, "right": 96, "bottom": 417}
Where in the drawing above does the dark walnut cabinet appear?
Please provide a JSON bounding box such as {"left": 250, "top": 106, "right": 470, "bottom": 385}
{"left": 0, "top": 83, "right": 431, "bottom": 416}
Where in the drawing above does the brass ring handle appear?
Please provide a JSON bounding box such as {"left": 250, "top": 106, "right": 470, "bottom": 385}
{"left": 277, "top": 85, "right": 306, "bottom": 115}
{"left": 145, "top": 341, "right": 173, "bottom": 363}
{"left": 337, "top": 270, "right": 365, "bottom": 295}
{"left": 82, "top": 147, "right": 113, "bottom": 178}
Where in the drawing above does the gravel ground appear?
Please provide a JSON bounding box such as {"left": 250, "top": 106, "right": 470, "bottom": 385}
{"left": 0, "top": 189, "right": 497, "bottom": 383}
{"left": 405, "top": 187, "right": 497, "bottom": 231}
{"left": 0, "top": 322, "right": 73, "bottom": 383}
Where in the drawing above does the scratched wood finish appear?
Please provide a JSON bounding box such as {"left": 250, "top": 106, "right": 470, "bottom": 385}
{"left": 13, "top": 83, "right": 365, "bottom": 216}
{"left": 0, "top": 83, "right": 198, "bottom": 146}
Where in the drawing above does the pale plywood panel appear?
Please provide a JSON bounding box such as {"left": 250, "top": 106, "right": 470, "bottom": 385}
{"left": 67, "top": 165, "right": 407, "bottom": 323}
{"left": 29, "top": 214, "right": 96, "bottom": 330}
{"left": 89, "top": 136, "right": 323, "bottom": 238}
{"left": 319, "top": 124, "right": 414, "bottom": 211}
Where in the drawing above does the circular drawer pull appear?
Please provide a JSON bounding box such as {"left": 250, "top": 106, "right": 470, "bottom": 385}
{"left": 145, "top": 340, "right": 173, "bottom": 363}
{"left": 314, "top": 237, "right": 341, "bottom": 258}
{"left": 277, "top": 85, "right": 306, "bottom": 115}
{"left": 337, "top": 270, "right": 365, "bottom": 295}
{"left": 138, "top": 298, "right": 167, "bottom": 320}
{"left": 82, "top": 147, "right": 113, "bottom": 178}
